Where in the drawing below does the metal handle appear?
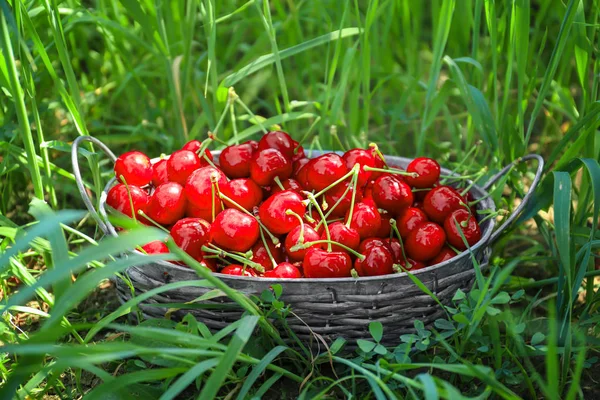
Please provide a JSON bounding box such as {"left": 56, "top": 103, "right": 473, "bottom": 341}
{"left": 71, "top": 136, "right": 117, "bottom": 235}
{"left": 482, "top": 154, "right": 544, "bottom": 244}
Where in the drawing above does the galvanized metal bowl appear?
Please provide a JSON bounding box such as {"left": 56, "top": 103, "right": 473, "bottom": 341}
{"left": 72, "top": 136, "right": 543, "bottom": 347}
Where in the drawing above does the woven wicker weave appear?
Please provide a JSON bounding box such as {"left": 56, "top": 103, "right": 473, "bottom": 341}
{"left": 71, "top": 137, "right": 543, "bottom": 348}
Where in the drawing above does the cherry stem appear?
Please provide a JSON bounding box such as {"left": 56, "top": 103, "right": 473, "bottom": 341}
{"left": 291, "top": 240, "right": 365, "bottom": 260}
{"left": 351, "top": 269, "right": 359, "bottom": 279}
{"left": 203, "top": 154, "right": 218, "bottom": 169}
{"left": 330, "top": 125, "right": 346, "bottom": 152}
{"left": 213, "top": 94, "right": 234, "bottom": 136}
{"left": 313, "top": 164, "right": 360, "bottom": 199}
{"left": 207, "top": 132, "right": 228, "bottom": 146}
{"left": 459, "top": 168, "right": 488, "bottom": 197}
{"left": 478, "top": 210, "right": 505, "bottom": 224}
{"left": 315, "top": 185, "right": 352, "bottom": 230}
{"left": 259, "top": 227, "right": 278, "bottom": 269}
{"left": 273, "top": 176, "right": 285, "bottom": 191}
{"left": 196, "top": 136, "right": 214, "bottom": 159}
{"left": 234, "top": 97, "right": 268, "bottom": 134}
{"left": 389, "top": 218, "right": 409, "bottom": 264}
{"left": 345, "top": 168, "right": 360, "bottom": 228}
{"left": 363, "top": 166, "right": 418, "bottom": 178}
{"left": 368, "top": 143, "right": 388, "bottom": 167}
{"left": 303, "top": 192, "right": 331, "bottom": 252}
{"left": 202, "top": 244, "right": 265, "bottom": 273}
{"left": 285, "top": 210, "right": 305, "bottom": 245}
{"left": 137, "top": 210, "right": 170, "bottom": 234}
{"left": 229, "top": 101, "right": 239, "bottom": 145}
{"left": 119, "top": 175, "right": 137, "bottom": 223}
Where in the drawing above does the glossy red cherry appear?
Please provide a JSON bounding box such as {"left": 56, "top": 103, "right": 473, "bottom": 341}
{"left": 106, "top": 184, "right": 150, "bottom": 219}
{"left": 272, "top": 178, "right": 302, "bottom": 195}
{"left": 306, "top": 153, "right": 348, "bottom": 192}
{"left": 358, "top": 238, "right": 390, "bottom": 254}
{"left": 291, "top": 143, "right": 305, "bottom": 162}
{"left": 423, "top": 185, "right": 464, "bottom": 223}
{"left": 303, "top": 248, "right": 352, "bottom": 278}
{"left": 375, "top": 213, "right": 392, "bottom": 238}
{"left": 219, "top": 143, "right": 255, "bottom": 178}
{"left": 398, "top": 257, "right": 427, "bottom": 272}
{"left": 211, "top": 209, "right": 259, "bottom": 252}
{"left": 185, "top": 166, "right": 228, "bottom": 210}
{"left": 167, "top": 150, "right": 202, "bottom": 184}
{"left": 220, "top": 178, "right": 263, "bottom": 211}
{"left": 264, "top": 262, "right": 302, "bottom": 278}
{"left": 405, "top": 222, "right": 446, "bottom": 261}
{"left": 251, "top": 240, "right": 284, "bottom": 271}
{"left": 345, "top": 202, "right": 382, "bottom": 239}
{"left": 170, "top": 217, "right": 211, "bottom": 260}
{"left": 384, "top": 238, "right": 403, "bottom": 264}
{"left": 114, "top": 151, "right": 153, "bottom": 186}
{"left": 405, "top": 157, "right": 441, "bottom": 188}
{"left": 186, "top": 202, "right": 222, "bottom": 222}
{"left": 323, "top": 222, "right": 360, "bottom": 253}
{"left": 258, "top": 190, "right": 306, "bottom": 235}
{"left": 284, "top": 225, "right": 320, "bottom": 261}
{"left": 429, "top": 246, "right": 457, "bottom": 265}
{"left": 152, "top": 159, "right": 169, "bottom": 186}
{"left": 324, "top": 181, "right": 363, "bottom": 217}
{"left": 342, "top": 148, "right": 376, "bottom": 187}
{"left": 443, "top": 208, "right": 481, "bottom": 250}
{"left": 294, "top": 158, "right": 312, "bottom": 189}
{"left": 368, "top": 145, "right": 387, "bottom": 180}
{"left": 181, "top": 139, "right": 202, "bottom": 153}
{"left": 292, "top": 157, "right": 310, "bottom": 175}
{"left": 250, "top": 149, "right": 292, "bottom": 187}
{"left": 221, "top": 265, "right": 258, "bottom": 277}
{"left": 141, "top": 240, "right": 169, "bottom": 255}
{"left": 372, "top": 175, "right": 413, "bottom": 212}
{"left": 397, "top": 207, "right": 429, "bottom": 238}
{"left": 354, "top": 245, "right": 394, "bottom": 276}
{"left": 257, "top": 131, "right": 296, "bottom": 159}
{"left": 146, "top": 182, "right": 187, "bottom": 225}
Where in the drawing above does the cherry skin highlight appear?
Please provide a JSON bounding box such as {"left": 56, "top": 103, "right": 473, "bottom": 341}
{"left": 405, "top": 157, "right": 441, "bottom": 188}
{"left": 405, "top": 222, "right": 446, "bottom": 261}
{"left": 219, "top": 143, "right": 255, "bottom": 178}
{"left": 250, "top": 148, "right": 292, "bottom": 187}
{"left": 167, "top": 150, "right": 202, "bottom": 184}
{"left": 170, "top": 217, "right": 211, "bottom": 260}
{"left": 372, "top": 174, "right": 413, "bottom": 212}
{"left": 306, "top": 153, "right": 348, "bottom": 191}
{"left": 114, "top": 151, "right": 153, "bottom": 186}
{"left": 147, "top": 182, "right": 187, "bottom": 225}
{"left": 423, "top": 185, "right": 464, "bottom": 223}
{"left": 258, "top": 190, "right": 306, "bottom": 235}
{"left": 443, "top": 208, "right": 481, "bottom": 250}
{"left": 303, "top": 248, "right": 352, "bottom": 278}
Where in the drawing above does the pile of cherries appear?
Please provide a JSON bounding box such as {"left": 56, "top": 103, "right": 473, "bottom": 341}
{"left": 107, "top": 131, "right": 482, "bottom": 279}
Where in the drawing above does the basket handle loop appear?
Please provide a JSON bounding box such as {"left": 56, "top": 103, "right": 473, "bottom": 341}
{"left": 482, "top": 154, "right": 544, "bottom": 244}
{"left": 71, "top": 136, "right": 117, "bottom": 235}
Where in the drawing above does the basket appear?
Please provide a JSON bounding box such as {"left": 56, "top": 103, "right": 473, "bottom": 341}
{"left": 72, "top": 136, "right": 543, "bottom": 348}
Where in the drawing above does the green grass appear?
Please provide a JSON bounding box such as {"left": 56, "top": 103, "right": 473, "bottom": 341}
{"left": 1, "top": 0, "right": 600, "bottom": 398}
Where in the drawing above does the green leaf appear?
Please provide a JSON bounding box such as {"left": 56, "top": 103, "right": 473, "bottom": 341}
{"left": 417, "top": 374, "right": 439, "bottom": 400}
{"left": 357, "top": 339, "right": 377, "bottom": 353}
{"left": 485, "top": 306, "right": 501, "bottom": 316}
{"left": 160, "top": 359, "right": 220, "bottom": 400}
{"left": 491, "top": 292, "right": 511, "bottom": 305}
{"left": 452, "top": 313, "right": 469, "bottom": 325}
{"left": 434, "top": 319, "right": 455, "bottom": 331}
{"left": 531, "top": 332, "right": 546, "bottom": 346}
{"left": 235, "top": 346, "right": 288, "bottom": 400}
{"left": 369, "top": 321, "right": 383, "bottom": 343}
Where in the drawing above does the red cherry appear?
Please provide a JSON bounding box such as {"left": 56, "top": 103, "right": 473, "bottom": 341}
{"left": 221, "top": 265, "right": 258, "bottom": 277}
{"left": 258, "top": 190, "right": 306, "bottom": 235}
{"left": 372, "top": 175, "right": 413, "bottom": 212}
{"left": 147, "top": 182, "right": 187, "bottom": 225}
{"left": 291, "top": 143, "right": 305, "bottom": 162}
{"left": 182, "top": 140, "right": 202, "bottom": 153}
{"left": 342, "top": 148, "right": 376, "bottom": 187}
{"left": 152, "top": 159, "right": 169, "bottom": 186}
{"left": 211, "top": 208, "right": 259, "bottom": 252}
{"left": 303, "top": 248, "right": 352, "bottom": 278}
{"left": 186, "top": 202, "right": 222, "bottom": 222}
{"left": 263, "top": 262, "right": 302, "bottom": 278}
{"left": 354, "top": 245, "right": 394, "bottom": 276}
{"left": 251, "top": 240, "right": 284, "bottom": 271}
{"left": 248, "top": 140, "right": 259, "bottom": 151}
{"left": 405, "top": 222, "right": 446, "bottom": 261}
{"left": 358, "top": 238, "right": 390, "bottom": 254}
{"left": 423, "top": 186, "right": 464, "bottom": 223}
{"left": 114, "top": 151, "right": 153, "bottom": 186}
{"left": 323, "top": 222, "right": 360, "bottom": 253}
{"left": 306, "top": 153, "right": 348, "bottom": 191}
{"left": 375, "top": 213, "right": 392, "bottom": 238}
{"left": 292, "top": 157, "right": 310, "bottom": 175}
{"left": 368, "top": 145, "right": 387, "bottom": 180}
{"left": 397, "top": 207, "right": 429, "bottom": 238}
{"left": 398, "top": 257, "right": 427, "bottom": 272}
{"left": 384, "top": 238, "right": 403, "bottom": 264}
{"left": 170, "top": 217, "right": 211, "bottom": 260}
{"left": 284, "top": 225, "right": 320, "bottom": 261}
{"left": 250, "top": 149, "right": 292, "bottom": 187}
{"left": 443, "top": 209, "right": 481, "bottom": 250}
{"left": 167, "top": 150, "right": 202, "bottom": 184}
{"left": 198, "top": 257, "right": 217, "bottom": 272}
{"left": 429, "top": 246, "right": 457, "bottom": 265}
{"left": 185, "top": 166, "right": 228, "bottom": 210}
{"left": 106, "top": 184, "right": 149, "bottom": 219}
{"left": 405, "top": 157, "right": 441, "bottom": 188}
{"left": 221, "top": 178, "right": 263, "bottom": 211}
{"left": 141, "top": 241, "right": 169, "bottom": 254}
{"left": 272, "top": 178, "right": 303, "bottom": 195}
{"left": 257, "top": 131, "right": 296, "bottom": 159}
{"left": 362, "top": 179, "right": 375, "bottom": 199}
{"left": 345, "top": 202, "right": 382, "bottom": 239}
{"left": 324, "top": 181, "right": 363, "bottom": 217}
{"left": 219, "top": 143, "right": 255, "bottom": 178}
{"left": 294, "top": 158, "right": 313, "bottom": 190}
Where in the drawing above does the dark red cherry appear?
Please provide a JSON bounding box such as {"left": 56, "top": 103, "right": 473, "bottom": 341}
{"left": 323, "top": 222, "right": 360, "bottom": 253}
{"left": 291, "top": 142, "right": 305, "bottom": 162}
{"left": 114, "top": 151, "right": 153, "bottom": 186}
{"left": 251, "top": 240, "right": 284, "bottom": 271}
{"left": 170, "top": 217, "right": 211, "bottom": 260}
{"left": 358, "top": 238, "right": 390, "bottom": 254}
{"left": 342, "top": 148, "right": 376, "bottom": 187}
{"left": 306, "top": 153, "right": 348, "bottom": 191}
{"left": 423, "top": 185, "right": 464, "bottom": 223}
{"left": 185, "top": 166, "right": 228, "bottom": 210}
{"left": 272, "top": 178, "right": 303, "bottom": 195}
{"left": 167, "top": 150, "right": 202, "bottom": 184}
{"left": 147, "top": 182, "right": 187, "bottom": 225}
{"left": 303, "top": 248, "right": 352, "bottom": 278}
{"left": 398, "top": 257, "right": 427, "bottom": 272}
{"left": 257, "top": 131, "right": 296, "bottom": 159}
{"left": 221, "top": 178, "right": 263, "bottom": 211}
{"left": 324, "top": 181, "right": 363, "bottom": 218}
{"left": 141, "top": 240, "right": 169, "bottom": 255}
{"left": 375, "top": 213, "right": 392, "bottom": 238}
{"left": 284, "top": 225, "right": 320, "bottom": 261}
{"left": 211, "top": 208, "right": 259, "bottom": 252}
{"left": 372, "top": 174, "right": 413, "bottom": 212}
{"left": 443, "top": 208, "right": 481, "bottom": 250}
{"left": 258, "top": 190, "right": 306, "bottom": 235}
{"left": 152, "top": 159, "right": 169, "bottom": 186}
{"left": 106, "top": 184, "right": 150, "bottom": 219}
{"left": 219, "top": 143, "right": 255, "bottom": 178}
{"left": 294, "top": 158, "right": 313, "bottom": 189}
{"left": 384, "top": 238, "right": 403, "bottom": 264}
{"left": 429, "top": 246, "right": 457, "bottom": 265}
{"left": 221, "top": 265, "right": 258, "bottom": 277}
{"left": 354, "top": 245, "right": 394, "bottom": 276}
{"left": 405, "top": 157, "right": 441, "bottom": 188}
{"left": 250, "top": 149, "right": 292, "bottom": 187}
{"left": 263, "top": 262, "right": 302, "bottom": 278}
{"left": 345, "top": 202, "right": 382, "bottom": 239}
{"left": 362, "top": 179, "right": 375, "bottom": 199}
{"left": 397, "top": 207, "right": 429, "bottom": 238}
{"left": 186, "top": 202, "right": 222, "bottom": 222}
{"left": 405, "top": 222, "right": 446, "bottom": 261}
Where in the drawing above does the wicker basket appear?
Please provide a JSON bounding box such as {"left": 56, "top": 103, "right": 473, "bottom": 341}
{"left": 72, "top": 136, "right": 543, "bottom": 348}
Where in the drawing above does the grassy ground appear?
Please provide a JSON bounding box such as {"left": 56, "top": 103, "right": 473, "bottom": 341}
{"left": 1, "top": 0, "right": 599, "bottom": 398}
